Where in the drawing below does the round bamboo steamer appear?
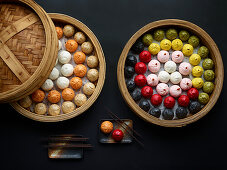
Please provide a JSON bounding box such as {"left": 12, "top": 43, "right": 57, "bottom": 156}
{"left": 11, "top": 13, "right": 106, "bottom": 122}
{"left": 117, "top": 19, "right": 224, "bottom": 127}
{"left": 0, "top": 0, "right": 58, "bottom": 103}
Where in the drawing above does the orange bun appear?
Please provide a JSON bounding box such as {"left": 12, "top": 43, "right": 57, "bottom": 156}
{"left": 100, "top": 121, "right": 113, "bottom": 134}
{"left": 31, "top": 89, "right": 45, "bottom": 103}
{"left": 70, "top": 77, "right": 83, "bottom": 90}
{"left": 62, "top": 88, "right": 75, "bottom": 101}
{"left": 74, "top": 64, "right": 87, "bottom": 78}
{"left": 56, "top": 27, "right": 63, "bottom": 39}
{"left": 47, "top": 90, "right": 61, "bottom": 103}
{"left": 73, "top": 51, "right": 86, "bottom": 64}
{"left": 65, "top": 39, "right": 78, "bottom": 53}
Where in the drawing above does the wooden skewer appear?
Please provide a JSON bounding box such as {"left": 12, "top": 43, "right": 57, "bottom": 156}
{"left": 105, "top": 107, "right": 143, "bottom": 139}
{"left": 46, "top": 144, "right": 93, "bottom": 148}
{"left": 105, "top": 109, "right": 144, "bottom": 147}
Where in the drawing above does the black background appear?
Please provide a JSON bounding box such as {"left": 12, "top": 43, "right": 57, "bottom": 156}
{"left": 1, "top": 0, "right": 227, "bottom": 169}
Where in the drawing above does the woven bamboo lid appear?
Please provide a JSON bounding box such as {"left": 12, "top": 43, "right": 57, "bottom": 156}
{"left": 0, "top": 0, "right": 58, "bottom": 103}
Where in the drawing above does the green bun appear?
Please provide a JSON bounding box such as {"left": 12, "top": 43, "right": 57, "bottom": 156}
{"left": 153, "top": 29, "right": 165, "bottom": 42}
{"left": 204, "top": 70, "right": 215, "bottom": 81}
{"left": 198, "top": 92, "right": 210, "bottom": 104}
{"left": 203, "top": 82, "right": 214, "bottom": 94}
{"left": 142, "top": 33, "right": 153, "bottom": 46}
{"left": 166, "top": 28, "right": 178, "bottom": 41}
{"left": 198, "top": 46, "right": 209, "bottom": 58}
{"left": 188, "top": 35, "right": 200, "bottom": 48}
{"left": 179, "top": 30, "right": 190, "bottom": 41}
{"left": 202, "top": 58, "right": 214, "bottom": 70}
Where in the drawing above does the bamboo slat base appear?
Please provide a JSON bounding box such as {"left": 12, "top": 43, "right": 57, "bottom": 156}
{"left": 0, "top": 0, "right": 58, "bottom": 103}
{"left": 11, "top": 13, "right": 106, "bottom": 122}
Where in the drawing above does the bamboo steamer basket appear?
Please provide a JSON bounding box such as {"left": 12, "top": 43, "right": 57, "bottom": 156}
{"left": 0, "top": 0, "right": 58, "bottom": 103}
{"left": 117, "top": 19, "right": 224, "bottom": 127}
{"left": 11, "top": 13, "right": 106, "bottom": 122}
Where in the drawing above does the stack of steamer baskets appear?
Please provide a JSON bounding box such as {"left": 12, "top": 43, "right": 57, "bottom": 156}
{"left": 0, "top": 0, "right": 105, "bottom": 122}
{"left": 117, "top": 19, "right": 224, "bottom": 127}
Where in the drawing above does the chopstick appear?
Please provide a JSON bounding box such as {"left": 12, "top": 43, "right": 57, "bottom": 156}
{"left": 46, "top": 137, "right": 88, "bottom": 142}
{"left": 105, "top": 107, "right": 143, "bottom": 139}
{"left": 46, "top": 144, "right": 93, "bottom": 148}
{"left": 49, "top": 134, "right": 81, "bottom": 137}
{"left": 105, "top": 108, "right": 144, "bottom": 147}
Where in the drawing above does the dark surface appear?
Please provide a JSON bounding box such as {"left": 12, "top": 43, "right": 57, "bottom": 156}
{"left": 1, "top": 0, "right": 227, "bottom": 169}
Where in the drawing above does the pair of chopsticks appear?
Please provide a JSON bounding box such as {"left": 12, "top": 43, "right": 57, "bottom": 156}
{"left": 105, "top": 107, "right": 144, "bottom": 147}
{"left": 45, "top": 135, "right": 93, "bottom": 148}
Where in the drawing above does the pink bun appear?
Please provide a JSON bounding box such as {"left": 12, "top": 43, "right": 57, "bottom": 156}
{"left": 170, "top": 85, "right": 182, "bottom": 98}
{"left": 156, "top": 83, "right": 169, "bottom": 96}
{"left": 180, "top": 78, "right": 192, "bottom": 91}
{"left": 171, "top": 51, "right": 184, "bottom": 63}
{"left": 148, "top": 60, "right": 161, "bottom": 73}
{"left": 147, "top": 74, "right": 159, "bottom": 87}
{"left": 179, "top": 62, "right": 192, "bottom": 76}
{"left": 157, "top": 50, "right": 169, "bottom": 63}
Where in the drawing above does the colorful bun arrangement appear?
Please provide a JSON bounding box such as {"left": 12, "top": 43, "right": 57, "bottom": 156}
{"left": 18, "top": 24, "right": 100, "bottom": 116}
{"left": 124, "top": 27, "right": 215, "bottom": 120}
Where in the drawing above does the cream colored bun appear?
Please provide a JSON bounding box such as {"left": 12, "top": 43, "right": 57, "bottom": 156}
{"left": 81, "top": 42, "right": 93, "bottom": 54}
{"left": 19, "top": 96, "right": 32, "bottom": 108}
{"left": 41, "top": 79, "right": 54, "bottom": 91}
{"left": 87, "top": 69, "right": 99, "bottom": 82}
{"left": 74, "top": 93, "right": 87, "bottom": 107}
{"left": 170, "top": 71, "right": 182, "bottom": 84}
{"left": 58, "top": 50, "right": 72, "bottom": 64}
{"left": 49, "top": 67, "right": 59, "bottom": 80}
{"left": 83, "top": 82, "right": 95, "bottom": 96}
{"left": 158, "top": 71, "right": 170, "bottom": 83}
{"left": 48, "top": 104, "right": 61, "bottom": 116}
{"left": 35, "top": 103, "right": 47, "bottom": 115}
{"left": 87, "top": 55, "right": 99, "bottom": 68}
{"left": 62, "top": 101, "right": 75, "bottom": 114}
{"left": 74, "top": 32, "right": 86, "bottom": 44}
{"left": 56, "top": 77, "right": 69, "bottom": 90}
{"left": 61, "top": 64, "right": 74, "bottom": 77}
{"left": 164, "top": 61, "right": 176, "bottom": 73}
{"left": 63, "top": 25, "right": 75, "bottom": 37}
